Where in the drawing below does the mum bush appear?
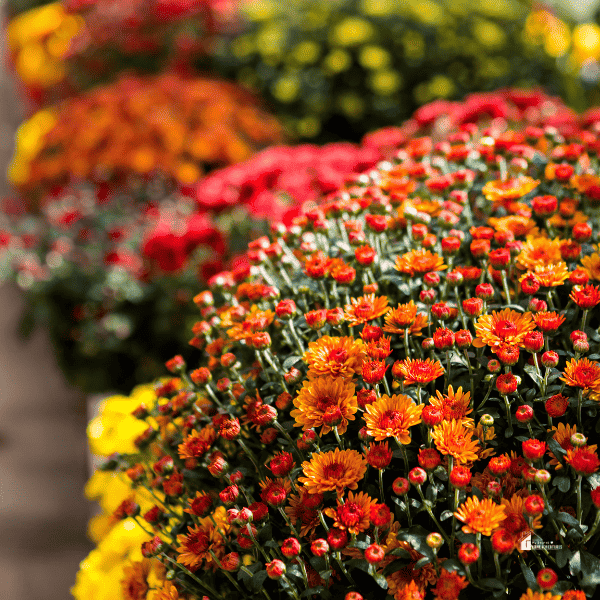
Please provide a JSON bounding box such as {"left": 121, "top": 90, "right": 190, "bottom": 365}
{"left": 208, "top": 0, "right": 565, "bottom": 142}
{"left": 75, "top": 94, "right": 600, "bottom": 599}
{"left": 7, "top": 72, "right": 284, "bottom": 204}
{"left": 1, "top": 142, "right": 378, "bottom": 393}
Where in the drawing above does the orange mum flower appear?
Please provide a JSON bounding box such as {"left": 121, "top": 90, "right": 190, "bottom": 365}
{"left": 454, "top": 496, "right": 506, "bottom": 536}
{"left": 298, "top": 448, "right": 367, "bottom": 496}
{"left": 323, "top": 491, "right": 375, "bottom": 535}
{"left": 383, "top": 300, "right": 429, "bottom": 336}
{"left": 291, "top": 376, "right": 358, "bottom": 435}
{"left": 344, "top": 294, "right": 390, "bottom": 326}
{"left": 533, "top": 311, "right": 566, "bottom": 332}
{"left": 488, "top": 215, "right": 537, "bottom": 238}
{"left": 581, "top": 253, "right": 600, "bottom": 281}
{"left": 393, "top": 358, "right": 444, "bottom": 386}
{"left": 154, "top": 581, "right": 180, "bottom": 600}
{"left": 176, "top": 509, "right": 229, "bottom": 570}
{"left": 516, "top": 238, "right": 562, "bottom": 271}
{"left": 395, "top": 249, "right": 446, "bottom": 277}
{"left": 548, "top": 423, "right": 598, "bottom": 470}
{"left": 428, "top": 385, "right": 472, "bottom": 424}
{"left": 433, "top": 568, "right": 469, "bottom": 600}
{"left": 472, "top": 308, "right": 535, "bottom": 351}
{"left": 530, "top": 262, "right": 569, "bottom": 287}
{"left": 482, "top": 176, "right": 539, "bottom": 204}
{"left": 284, "top": 489, "right": 322, "bottom": 537}
{"left": 178, "top": 426, "right": 217, "bottom": 460}
{"left": 571, "top": 173, "right": 600, "bottom": 193}
{"left": 391, "top": 579, "right": 426, "bottom": 600}
{"left": 432, "top": 420, "right": 481, "bottom": 464}
{"left": 226, "top": 306, "right": 275, "bottom": 341}
{"left": 302, "top": 335, "right": 366, "bottom": 379}
{"left": 363, "top": 393, "right": 424, "bottom": 444}
{"left": 501, "top": 495, "right": 542, "bottom": 544}
{"left": 561, "top": 358, "right": 600, "bottom": 396}
{"left": 565, "top": 447, "right": 600, "bottom": 475}
{"left": 121, "top": 560, "right": 151, "bottom": 600}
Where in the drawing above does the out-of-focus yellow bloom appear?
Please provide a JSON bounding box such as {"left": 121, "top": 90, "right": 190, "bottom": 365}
{"left": 87, "top": 385, "right": 157, "bottom": 456}
{"left": 71, "top": 520, "right": 159, "bottom": 600}
{"left": 6, "top": 3, "right": 82, "bottom": 88}
{"left": 524, "top": 9, "right": 570, "bottom": 58}
{"left": 330, "top": 17, "right": 374, "bottom": 46}
{"left": 573, "top": 23, "right": 600, "bottom": 61}
{"left": 85, "top": 471, "right": 156, "bottom": 517}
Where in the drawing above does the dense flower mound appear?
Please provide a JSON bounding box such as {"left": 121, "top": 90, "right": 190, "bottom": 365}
{"left": 8, "top": 72, "right": 284, "bottom": 200}
{"left": 210, "top": 0, "right": 565, "bottom": 142}
{"left": 0, "top": 140, "right": 377, "bottom": 393}
{"left": 80, "top": 108, "right": 600, "bottom": 599}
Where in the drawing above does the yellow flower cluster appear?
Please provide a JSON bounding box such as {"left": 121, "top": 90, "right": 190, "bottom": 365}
{"left": 6, "top": 3, "right": 82, "bottom": 88}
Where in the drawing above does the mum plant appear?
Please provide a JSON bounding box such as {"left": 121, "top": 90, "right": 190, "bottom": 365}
{"left": 1, "top": 142, "right": 378, "bottom": 393}
{"left": 76, "top": 93, "right": 600, "bottom": 599}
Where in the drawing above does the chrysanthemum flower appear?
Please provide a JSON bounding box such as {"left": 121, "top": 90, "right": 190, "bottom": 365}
{"left": 518, "top": 590, "right": 561, "bottom": 600}
{"left": 516, "top": 238, "right": 562, "bottom": 271}
{"left": 395, "top": 249, "right": 446, "bottom": 276}
{"left": 530, "top": 262, "right": 569, "bottom": 287}
{"left": 344, "top": 294, "right": 390, "bottom": 326}
{"left": 428, "top": 385, "right": 472, "bottom": 424}
{"left": 226, "top": 306, "right": 275, "bottom": 341}
{"left": 363, "top": 394, "right": 424, "bottom": 443}
{"left": 581, "top": 252, "right": 600, "bottom": 281}
{"left": 501, "top": 495, "right": 541, "bottom": 548}
{"left": 383, "top": 301, "right": 429, "bottom": 336}
{"left": 153, "top": 581, "right": 181, "bottom": 600}
{"left": 323, "top": 491, "right": 375, "bottom": 535}
{"left": 561, "top": 358, "right": 600, "bottom": 396}
{"left": 284, "top": 489, "right": 322, "bottom": 537}
{"left": 566, "top": 447, "right": 600, "bottom": 475}
{"left": 302, "top": 335, "right": 365, "bottom": 379}
{"left": 176, "top": 508, "right": 229, "bottom": 570}
{"left": 533, "top": 311, "right": 566, "bottom": 333}
{"left": 177, "top": 426, "right": 217, "bottom": 460}
{"left": 298, "top": 449, "right": 367, "bottom": 496}
{"left": 291, "top": 376, "right": 357, "bottom": 435}
{"left": 570, "top": 284, "right": 600, "bottom": 309}
{"left": 454, "top": 496, "right": 506, "bottom": 536}
{"left": 392, "top": 358, "right": 444, "bottom": 386}
{"left": 432, "top": 567, "right": 468, "bottom": 600}
{"left": 482, "top": 176, "right": 539, "bottom": 205}
{"left": 432, "top": 420, "right": 480, "bottom": 464}
{"left": 121, "top": 559, "right": 150, "bottom": 600}
{"left": 259, "top": 477, "right": 292, "bottom": 507}
{"left": 472, "top": 308, "right": 536, "bottom": 351}
{"left": 488, "top": 215, "right": 537, "bottom": 238}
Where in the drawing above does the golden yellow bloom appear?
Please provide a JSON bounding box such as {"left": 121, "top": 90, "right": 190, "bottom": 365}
{"left": 323, "top": 491, "right": 375, "bottom": 535}
{"left": 519, "top": 590, "right": 561, "bottom": 600}
{"left": 395, "top": 249, "right": 446, "bottom": 277}
{"left": 176, "top": 508, "right": 229, "bottom": 571}
{"left": 154, "top": 581, "right": 181, "bottom": 600}
{"left": 344, "top": 294, "right": 390, "bottom": 326}
{"left": 383, "top": 300, "right": 429, "bottom": 336}
{"left": 298, "top": 448, "right": 367, "bottom": 496}
{"left": 428, "top": 386, "right": 472, "bottom": 424}
{"left": 482, "top": 176, "right": 539, "bottom": 204}
{"left": 454, "top": 496, "right": 506, "bottom": 536}
{"left": 432, "top": 420, "right": 480, "bottom": 464}
{"left": 291, "top": 376, "right": 357, "bottom": 435}
{"left": 472, "top": 308, "right": 535, "bottom": 351}
{"left": 561, "top": 358, "right": 600, "bottom": 396}
{"left": 581, "top": 252, "right": 600, "bottom": 281}
{"left": 488, "top": 215, "right": 538, "bottom": 238}
{"left": 516, "top": 237, "right": 562, "bottom": 271}
{"left": 302, "top": 335, "right": 365, "bottom": 378}
{"left": 529, "top": 262, "right": 569, "bottom": 287}
{"left": 363, "top": 393, "right": 424, "bottom": 444}
{"left": 121, "top": 559, "right": 151, "bottom": 600}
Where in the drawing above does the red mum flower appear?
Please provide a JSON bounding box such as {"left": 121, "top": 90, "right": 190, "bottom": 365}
{"left": 522, "top": 439, "right": 547, "bottom": 461}
{"left": 570, "top": 284, "right": 600, "bottom": 309}
{"left": 491, "top": 528, "right": 516, "bottom": 554}
{"left": 566, "top": 447, "right": 600, "bottom": 475}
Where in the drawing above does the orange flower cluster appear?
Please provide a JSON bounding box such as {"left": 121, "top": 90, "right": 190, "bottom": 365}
{"left": 82, "top": 91, "right": 600, "bottom": 600}
{"left": 10, "top": 72, "right": 284, "bottom": 196}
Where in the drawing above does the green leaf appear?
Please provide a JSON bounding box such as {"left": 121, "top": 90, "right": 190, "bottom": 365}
{"left": 557, "top": 547, "right": 573, "bottom": 569}
{"left": 520, "top": 560, "right": 537, "bottom": 589}
{"left": 414, "top": 557, "right": 431, "bottom": 569}
{"left": 440, "top": 510, "right": 454, "bottom": 521}
{"left": 577, "top": 550, "right": 600, "bottom": 586}
{"left": 479, "top": 578, "right": 505, "bottom": 590}
{"left": 353, "top": 540, "right": 370, "bottom": 550}
{"left": 346, "top": 558, "right": 371, "bottom": 574}
{"left": 440, "top": 558, "right": 464, "bottom": 573}
{"left": 301, "top": 587, "right": 325, "bottom": 598}
{"left": 524, "top": 364, "right": 543, "bottom": 386}
{"left": 250, "top": 570, "right": 268, "bottom": 591}
{"left": 373, "top": 573, "right": 389, "bottom": 589}
{"left": 557, "top": 511, "right": 584, "bottom": 533}
{"left": 553, "top": 476, "right": 571, "bottom": 493}
{"left": 282, "top": 355, "right": 302, "bottom": 370}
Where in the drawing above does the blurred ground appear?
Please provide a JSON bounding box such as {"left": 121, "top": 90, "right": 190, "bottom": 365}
{"left": 0, "top": 6, "right": 93, "bottom": 599}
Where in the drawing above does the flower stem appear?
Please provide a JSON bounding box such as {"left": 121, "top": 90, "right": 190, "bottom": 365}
{"left": 378, "top": 468, "right": 386, "bottom": 503}
{"left": 209, "top": 550, "right": 248, "bottom": 597}
{"left": 161, "top": 553, "right": 224, "bottom": 599}
{"left": 577, "top": 474, "right": 584, "bottom": 526}
{"left": 583, "top": 509, "right": 600, "bottom": 543}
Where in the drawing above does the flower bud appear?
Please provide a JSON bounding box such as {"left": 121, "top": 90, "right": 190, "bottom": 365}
{"left": 305, "top": 309, "right": 327, "bottom": 330}
{"left": 534, "top": 469, "right": 551, "bottom": 485}
{"left": 392, "top": 477, "right": 410, "bottom": 495}
{"left": 409, "top": 467, "right": 427, "bottom": 486}
{"left": 276, "top": 299, "right": 297, "bottom": 319}
{"left": 266, "top": 560, "right": 286, "bottom": 580}
{"left": 221, "top": 552, "right": 241, "bottom": 572}
{"left": 496, "top": 373, "right": 518, "bottom": 395}
{"left": 365, "top": 544, "right": 386, "bottom": 564}
{"left": 571, "top": 433, "right": 588, "bottom": 447}
{"left": 475, "top": 283, "right": 494, "bottom": 300}
{"left": 281, "top": 538, "right": 301, "bottom": 558}
{"left": 480, "top": 414, "right": 494, "bottom": 427}
{"left": 537, "top": 568, "right": 558, "bottom": 591}
{"left": 423, "top": 272, "right": 441, "bottom": 287}
{"left": 449, "top": 466, "right": 472, "bottom": 488}
{"left": 326, "top": 307, "right": 345, "bottom": 326}
{"left": 420, "top": 289, "right": 436, "bottom": 305}
{"left": 426, "top": 533, "right": 444, "bottom": 549}
{"left": 515, "top": 405, "right": 534, "bottom": 423}
{"left": 523, "top": 331, "right": 544, "bottom": 353}
{"left": 524, "top": 495, "right": 545, "bottom": 516}
{"left": 284, "top": 367, "right": 303, "bottom": 385}
{"left": 541, "top": 351, "right": 559, "bottom": 368}
{"left": 458, "top": 543, "right": 479, "bottom": 565}
{"left": 455, "top": 329, "right": 473, "bottom": 349}
{"left": 327, "top": 528, "right": 348, "bottom": 550}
